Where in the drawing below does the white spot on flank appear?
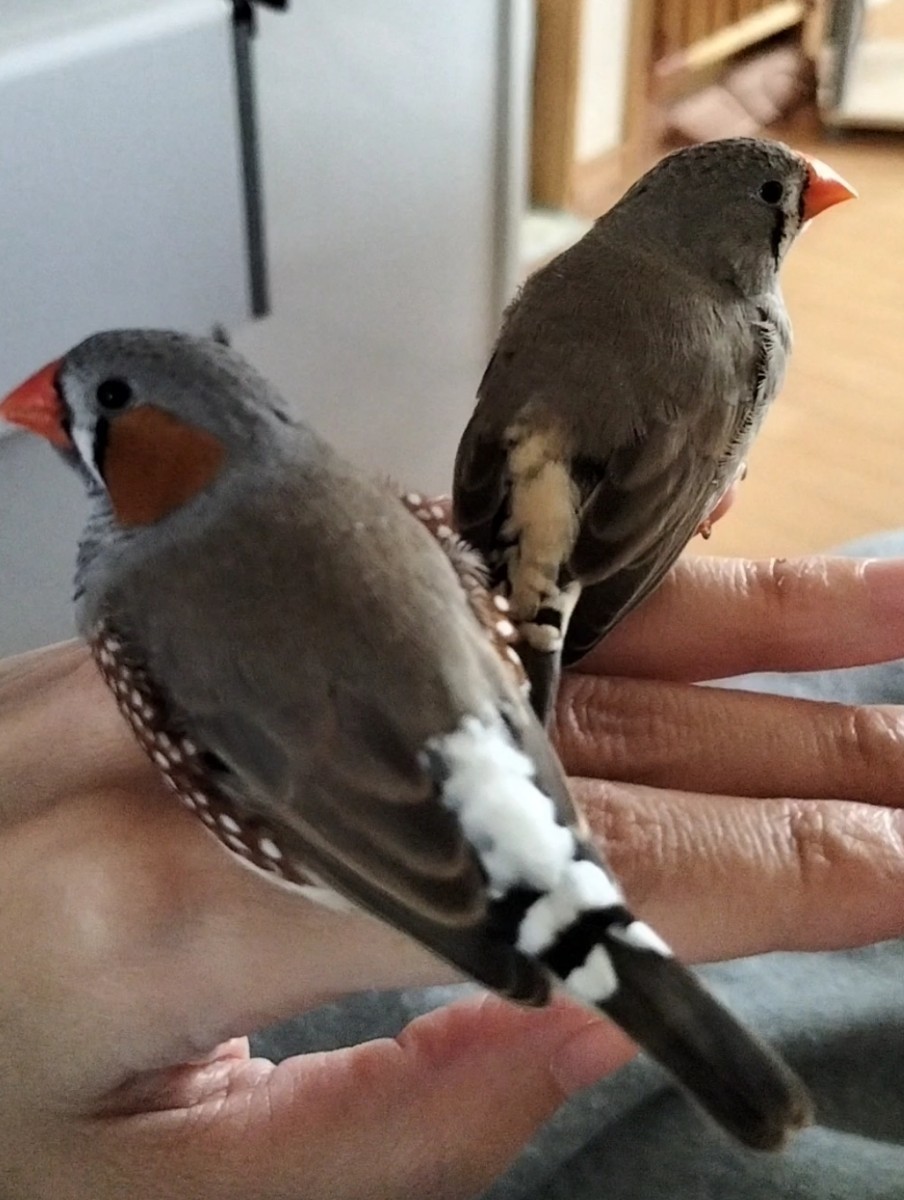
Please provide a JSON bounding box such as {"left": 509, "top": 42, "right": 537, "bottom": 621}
{"left": 259, "top": 837, "right": 282, "bottom": 861}
{"left": 218, "top": 812, "right": 242, "bottom": 835}
{"left": 296, "top": 883, "right": 356, "bottom": 913}
{"left": 520, "top": 621, "right": 563, "bottom": 653}
{"left": 152, "top": 750, "right": 169, "bottom": 768}
{"left": 182, "top": 739, "right": 198, "bottom": 757}
{"left": 493, "top": 594, "right": 510, "bottom": 612}
{"left": 495, "top": 619, "right": 516, "bottom": 639}
{"left": 223, "top": 832, "right": 250, "bottom": 856}
{"left": 430, "top": 504, "right": 445, "bottom": 519}
{"left": 563, "top": 945, "right": 618, "bottom": 1003}
{"left": 436, "top": 523, "right": 453, "bottom": 539}
{"left": 517, "top": 860, "right": 623, "bottom": 955}
{"left": 405, "top": 492, "right": 422, "bottom": 506}
{"left": 424, "top": 716, "right": 574, "bottom": 894}
{"left": 190, "top": 790, "right": 208, "bottom": 810}
{"left": 610, "top": 921, "right": 673, "bottom": 958}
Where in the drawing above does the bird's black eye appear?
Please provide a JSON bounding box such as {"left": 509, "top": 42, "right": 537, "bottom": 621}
{"left": 95, "top": 378, "right": 133, "bottom": 410}
{"left": 759, "top": 180, "right": 784, "bottom": 205}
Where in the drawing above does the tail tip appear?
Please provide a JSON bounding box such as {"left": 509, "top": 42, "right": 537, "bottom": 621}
{"left": 731, "top": 1078, "right": 815, "bottom": 1152}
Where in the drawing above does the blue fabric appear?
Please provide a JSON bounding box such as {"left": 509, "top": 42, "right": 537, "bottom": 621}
{"left": 252, "top": 531, "right": 904, "bottom": 1197}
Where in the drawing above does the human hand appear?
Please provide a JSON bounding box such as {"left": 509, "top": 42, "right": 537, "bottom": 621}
{"left": 4, "top": 551, "right": 904, "bottom": 1198}
{"left": 554, "top": 554, "right": 904, "bottom": 963}
{"left": 0, "top": 642, "right": 631, "bottom": 1200}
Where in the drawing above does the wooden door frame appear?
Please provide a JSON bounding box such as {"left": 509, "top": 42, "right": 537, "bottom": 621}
{"left": 529, "top": 0, "right": 658, "bottom": 210}
{"left": 530, "top": 0, "right": 583, "bottom": 208}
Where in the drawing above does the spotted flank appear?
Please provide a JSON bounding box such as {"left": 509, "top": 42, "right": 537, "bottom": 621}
{"left": 90, "top": 623, "right": 333, "bottom": 894}
{"left": 423, "top": 714, "right": 672, "bottom": 1008}
{"left": 399, "top": 492, "right": 529, "bottom": 694}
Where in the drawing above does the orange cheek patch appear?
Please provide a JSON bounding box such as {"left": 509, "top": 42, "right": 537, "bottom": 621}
{"left": 102, "top": 406, "right": 227, "bottom": 527}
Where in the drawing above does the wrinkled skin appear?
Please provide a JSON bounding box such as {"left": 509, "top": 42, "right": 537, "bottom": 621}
{"left": 2, "top": 549, "right": 904, "bottom": 1199}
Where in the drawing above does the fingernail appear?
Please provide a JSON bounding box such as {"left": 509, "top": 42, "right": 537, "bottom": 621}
{"left": 549, "top": 1018, "right": 636, "bottom": 1097}
{"left": 863, "top": 559, "right": 904, "bottom": 614}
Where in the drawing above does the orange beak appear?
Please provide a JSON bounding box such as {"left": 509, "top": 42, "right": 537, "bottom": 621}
{"left": 801, "top": 155, "right": 857, "bottom": 220}
{"left": 0, "top": 359, "right": 71, "bottom": 449}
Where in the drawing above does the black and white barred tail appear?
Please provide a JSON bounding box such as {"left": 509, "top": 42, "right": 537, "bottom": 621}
{"left": 425, "top": 714, "right": 813, "bottom": 1151}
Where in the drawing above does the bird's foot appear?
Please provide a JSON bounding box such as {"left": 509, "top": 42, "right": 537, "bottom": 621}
{"left": 696, "top": 467, "right": 747, "bottom": 539}
{"left": 516, "top": 580, "right": 582, "bottom": 654}
{"left": 509, "top": 565, "right": 558, "bottom": 625}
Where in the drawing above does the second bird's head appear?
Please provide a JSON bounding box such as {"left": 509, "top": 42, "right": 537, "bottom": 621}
{"left": 610, "top": 136, "right": 856, "bottom": 287}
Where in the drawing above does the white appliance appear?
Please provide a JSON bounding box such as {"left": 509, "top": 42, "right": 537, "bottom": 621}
{"left": 0, "top": 0, "right": 531, "bottom": 655}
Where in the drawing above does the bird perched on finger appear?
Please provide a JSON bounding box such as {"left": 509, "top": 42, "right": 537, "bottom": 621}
{"left": 453, "top": 136, "right": 856, "bottom": 722}
{"left": 2, "top": 329, "right": 811, "bottom": 1150}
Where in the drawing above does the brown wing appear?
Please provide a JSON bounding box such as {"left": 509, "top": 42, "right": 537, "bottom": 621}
{"left": 562, "top": 407, "right": 746, "bottom": 666}
{"left": 451, "top": 409, "right": 511, "bottom": 584}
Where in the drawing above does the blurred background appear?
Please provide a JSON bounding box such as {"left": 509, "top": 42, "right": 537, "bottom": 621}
{"left": 1, "top": 0, "right": 902, "bottom": 654}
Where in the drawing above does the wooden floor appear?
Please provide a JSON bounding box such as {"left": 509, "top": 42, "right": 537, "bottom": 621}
{"left": 690, "top": 114, "right": 904, "bottom": 559}
{"left": 870, "top": 0, "right": 904, "bottom": 40}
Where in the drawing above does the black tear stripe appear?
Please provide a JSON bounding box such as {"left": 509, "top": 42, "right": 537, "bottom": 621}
{"left": 770, "top": 209, "right": 786, "bottom": 265}
{"left": 540, "top": 903, "right": 635, "bottom": 979}
{"left": 92, "top": 415, "right": 110, "bottom": 479}
{"left": 487, "top": 886, "right": 545, "bottom": 944}
{"left": 52, "top": 370, "right": 75, "bottom": 447}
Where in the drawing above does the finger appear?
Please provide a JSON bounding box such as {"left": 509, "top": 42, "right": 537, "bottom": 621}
{"left": 68, "top": 997, "right": 632, "bottom": 1200}
{"left": 571, "top": 777, "right": 904, "bottom": 963}
{"left": 555, "top": 672, "right": 904, "bottom": 804}
{"left": 582, "top": 556, "right": 904, "bottom": 681}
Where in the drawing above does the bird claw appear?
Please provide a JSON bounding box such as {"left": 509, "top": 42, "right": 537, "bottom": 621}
{"left": 697, "top": 519, "right": 713, "bottom": 540}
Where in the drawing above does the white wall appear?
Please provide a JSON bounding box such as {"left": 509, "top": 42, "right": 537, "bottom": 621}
{"left": 232, "top": 0, "right": 530, "bottom": 495}
{"left": 574, "top": 0, "right": 632, "bottom": 163}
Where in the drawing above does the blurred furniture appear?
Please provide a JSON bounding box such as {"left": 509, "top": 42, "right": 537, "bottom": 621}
{"left": 530, "top": 0, "right": 812, "bottom": 213}
{"left": 810, "top": 0, "right": 904, "bottom": 130}
{"left": 530, "top": 0, "right": 648, "bottom": 211}
{"left": 654, "top": 0, "right": 809, "bottom": 98}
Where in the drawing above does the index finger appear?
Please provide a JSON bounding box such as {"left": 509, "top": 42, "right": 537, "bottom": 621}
{"left": 581, "top": 556, "right": 904, "bottom": 682}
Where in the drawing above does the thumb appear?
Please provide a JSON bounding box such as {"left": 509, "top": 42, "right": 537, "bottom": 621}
{"left": 86, "top": 995, "right": 635, "bottom": 1200}
{"left": 264, "top": 994, "right": 635, "bottom": 1200}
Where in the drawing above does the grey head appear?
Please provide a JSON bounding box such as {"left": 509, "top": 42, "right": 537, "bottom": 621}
{"left": 19, "top": 329, "right": 316, "bottom": 616}
{"left": 54, "top": 328, "right": 299, "bottom": 494}
{"left": 604, "top": 137, "right": 822, "bottom": 293}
